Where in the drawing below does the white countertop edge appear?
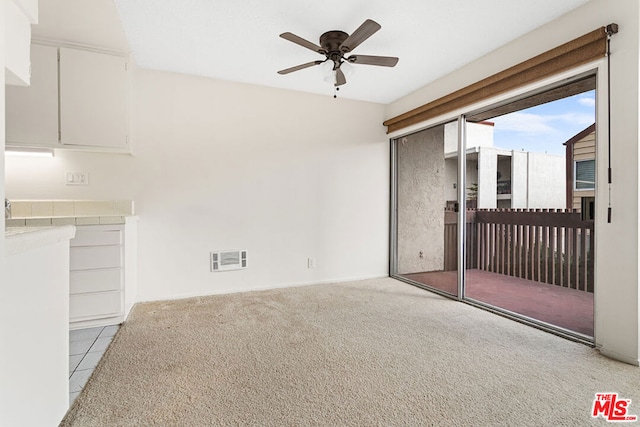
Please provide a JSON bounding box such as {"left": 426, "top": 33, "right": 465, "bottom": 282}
{"left": 8, "top": 214, "right": 132, "bottom": 219}
{"left": 6, "top": 225, "right": 77, "bottom": 256}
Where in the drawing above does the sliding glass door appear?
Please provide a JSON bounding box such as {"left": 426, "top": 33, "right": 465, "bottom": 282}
{"left": 391, "top": 73, "right": 595, "bottom": 341}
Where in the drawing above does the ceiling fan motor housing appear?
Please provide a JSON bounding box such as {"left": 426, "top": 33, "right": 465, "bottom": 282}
{"left": 320, "top": 31, "right": 349, "bottom": 68}
{"left": 320, "top": 30, "right": 349, "bottom": 52}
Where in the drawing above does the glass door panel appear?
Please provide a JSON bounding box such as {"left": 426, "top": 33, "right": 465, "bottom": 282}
{"left": 463, "top": 78, "right": 595, "bottom": 338}
{"left": 393, "top": 121, "right": 459, "bottom": 297}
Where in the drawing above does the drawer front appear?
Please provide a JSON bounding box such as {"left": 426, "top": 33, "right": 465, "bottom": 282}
{"left": 70, "top": 245, "right": 122, "bottom": 271}
{"left": 71, "top": 229, "right": 122, "bottom": 247}
{"left": 70, "top": 292, "right": 122, "bottom": 320}
{"left": 70, "top": 268, "right": 122, "bottom": 294}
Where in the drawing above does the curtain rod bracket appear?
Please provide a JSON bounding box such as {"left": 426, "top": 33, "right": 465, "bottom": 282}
{"left": 606, "top": 23, "right": 619, "bottom": 37}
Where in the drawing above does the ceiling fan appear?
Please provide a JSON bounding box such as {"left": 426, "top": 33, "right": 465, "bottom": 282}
{"left": 277, "top": 19, "right": 399, "bottom": 88}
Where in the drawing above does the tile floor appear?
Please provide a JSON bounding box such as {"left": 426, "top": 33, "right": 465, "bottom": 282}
{"left": 69, "top": 325, "right": 119, "bottom": 406}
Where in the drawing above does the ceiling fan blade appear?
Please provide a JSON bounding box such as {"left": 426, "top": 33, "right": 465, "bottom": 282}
{"left": 277, "top": 60, "right": 324, "bottom": 75}
{"left": 280, "top": 32, "right": 324, "bottom": 53}
{"left": 335, "top": 68, "right": 347, "bottom": 86}
{"left": 347, "top": 55, "right": 399, "bottom": 67}
{"left": 339, "top": 19, "right": 381, "bottom": 53}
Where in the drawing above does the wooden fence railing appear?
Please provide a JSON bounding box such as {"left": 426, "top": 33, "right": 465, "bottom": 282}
{"left": 444, "top": 208, "right": 594, "bottom": 292}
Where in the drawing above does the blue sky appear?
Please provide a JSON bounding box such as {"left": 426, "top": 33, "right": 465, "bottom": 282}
{"left": 490, "top": 90, "right": 595, "bottom": 156}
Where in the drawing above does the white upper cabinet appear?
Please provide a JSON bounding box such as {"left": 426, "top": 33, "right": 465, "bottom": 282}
{"left": 5, "top": 43, "right": 130, "bottom": 152}
{"left": 59, "top": 48, "right": 129, "bottom": 149}
{"left": 6, "top": 44, "right": 59, "bottom": 146}
{"left": 5, "top": 0, "right": 38, "bottom": 85}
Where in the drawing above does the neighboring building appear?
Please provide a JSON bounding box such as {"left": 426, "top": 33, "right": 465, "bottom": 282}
{"left": 444, "top": 121, "right": 566, "bottom": 210}
{"left": 564, "top": 123, "right": 596, "bottom": 219}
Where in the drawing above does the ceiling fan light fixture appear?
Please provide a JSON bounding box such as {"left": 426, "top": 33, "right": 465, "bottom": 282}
{"left": 341, "top": 61, "right": 354, "bottom": 78}
{"left": 321, "top": 61, "right": 354, "bottom": 86}
{"left": 323, "top": 70, "right": 337, "bottom": 86}
{"left": 320, "top": 59, "right": 334, "bottom": 73}
{"left": 320, "top": 60, "right": 336, "bottom": 85}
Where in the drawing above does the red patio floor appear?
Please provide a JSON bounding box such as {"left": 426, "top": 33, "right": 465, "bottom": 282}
{"left": 401, "top": 269, "right": 594, "bottom": 337}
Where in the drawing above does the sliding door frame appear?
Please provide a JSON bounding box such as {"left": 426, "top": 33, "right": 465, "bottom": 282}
{"left": 389, "top": 61, "right": 603, "bottom": 346}
{"left": 456, "top": 115, "right": 466, "bottom": 299}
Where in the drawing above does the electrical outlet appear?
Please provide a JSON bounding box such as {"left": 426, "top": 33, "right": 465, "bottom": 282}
{"left": 66, "top": 172, "right": 89, "bottom": 186}
{"left": 307, "top": 258, "right": 316, "bottom": 268}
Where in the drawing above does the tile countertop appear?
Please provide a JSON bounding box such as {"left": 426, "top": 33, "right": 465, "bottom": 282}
{"left": 6, "top": 215, "right": 129, "bottom": 227}
{"left": 5, "top": 199, "right": 134, "bottom": 227}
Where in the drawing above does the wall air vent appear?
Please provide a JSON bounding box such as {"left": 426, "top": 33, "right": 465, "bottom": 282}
{"left": 210, "top": 250, "right": 247, "bottom": 272}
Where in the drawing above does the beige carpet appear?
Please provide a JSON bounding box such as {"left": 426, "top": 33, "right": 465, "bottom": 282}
{"left": 61, "top": 278, "right": 639, "bottom": 426}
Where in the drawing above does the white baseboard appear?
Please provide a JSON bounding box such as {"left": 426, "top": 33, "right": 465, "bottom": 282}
{"left": 599, "top": 347, "right": 640, "bottom": 366}
{"left": 135, "top": 274, "right": 389, "bottom": 305}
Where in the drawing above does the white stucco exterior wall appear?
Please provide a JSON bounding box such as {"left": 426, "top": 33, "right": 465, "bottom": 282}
{"left": 527, "top": 152, "right": 566, "bottom": 209}
{"left": 444, "top": 158, "right": 458, "bottom": 203}
{"left": 477, "top": 149, "right": 497, "bottom": 209}
{"left": 444, "top": 121, "right": 494, "bottom": 154}
{"left": 511, "top": 151, "right": 528, "bottom": 208}
{"left": 397, "top": 126, "right": 446, "bottom": 274}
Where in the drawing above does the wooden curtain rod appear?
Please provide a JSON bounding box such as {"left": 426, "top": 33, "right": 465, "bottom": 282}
{"left": 383, "top": 26, "right": 610, "bottom": 134}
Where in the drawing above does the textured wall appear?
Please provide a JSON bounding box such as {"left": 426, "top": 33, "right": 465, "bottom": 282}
{"left": 397, "top": 126, "right": 445, "bottom": 274}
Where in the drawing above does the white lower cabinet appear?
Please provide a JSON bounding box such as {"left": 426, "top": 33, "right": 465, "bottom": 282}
{"left": 69, "top": 224, "right": 129, "bottom": 329}
{"left": 70, "top": 292, "right": 122, "bottom": 320}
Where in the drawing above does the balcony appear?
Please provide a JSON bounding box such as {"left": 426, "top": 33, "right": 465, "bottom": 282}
{"left": 496, "top": 179, "right": 511, "bottom": 195}
{"left": 399, "top": 207, "right": 594, "bottom": 337}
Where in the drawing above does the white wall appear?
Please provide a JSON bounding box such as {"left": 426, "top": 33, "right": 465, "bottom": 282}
{"left": 1, "top": 1, "right": 7, "bottom": 362}
{"left": 1, "top": 0, "right": 6, "bottom": 259}
{"left": 133, "top": 70, "right": 390, "bottom": 299}
{"left": 2, "top": 231, "right": 72, "bottom": 426}
{"left": 386, "top": 0, "right": 640, "bottom": 365}
{"left": 5, "top": 69, "right": 390, "bottom": 301}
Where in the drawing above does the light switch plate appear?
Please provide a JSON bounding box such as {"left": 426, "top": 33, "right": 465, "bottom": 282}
{"left": 66, "top": 171, "right": 89, "bottom": 186}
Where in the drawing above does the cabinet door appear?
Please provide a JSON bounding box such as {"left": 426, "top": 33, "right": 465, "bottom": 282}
{"left": 59, "top": 47, "right": 129, "bottom": 149}
{"left": 5, "top": 44, "right": 59, "bottom": 146}
{"left": 4, "top": 0, "right": 33, "bottom": 85}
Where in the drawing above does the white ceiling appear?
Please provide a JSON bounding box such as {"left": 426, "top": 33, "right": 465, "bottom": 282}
{"left": 38, "top": 0, "right": 592, "bottom": 104}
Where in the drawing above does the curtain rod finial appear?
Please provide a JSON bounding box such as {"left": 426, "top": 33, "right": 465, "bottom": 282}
{"left": 606, "top": 23, "right": 619, "bottom": 36}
